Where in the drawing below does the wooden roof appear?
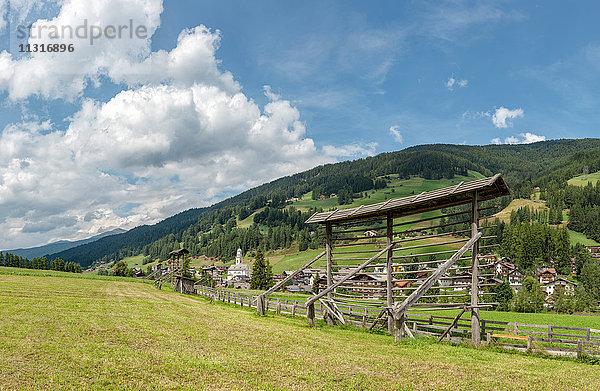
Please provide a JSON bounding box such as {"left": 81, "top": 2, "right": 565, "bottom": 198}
{"left": 305, "top": 174, "right": 510, "bottom": 225}
{"left": 169, "top": 248, "right": 190, "bottom": 256}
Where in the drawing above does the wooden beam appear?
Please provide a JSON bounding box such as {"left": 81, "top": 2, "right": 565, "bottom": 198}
{"left": 391, "top": 231, "right": 482, "bottom": 315}
{"left": 306, "top": 243, "right": 396, "bottom": 307}
{"left": 325, "top": 223, "right": 334, "bottom": 326}
{"left": 258, "top": 250, "right": 325, "bottom": 298}
{"left": 471, "top": 191, "right": 481, "bottom": 347}
{"left": 438, "top": 307, "right": 467, "bottom": 342}
{"left": 386, "top": 212, "right": 394, "bottom": 334}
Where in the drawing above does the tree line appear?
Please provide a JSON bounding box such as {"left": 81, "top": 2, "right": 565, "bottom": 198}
{"left": 0, "top": 252, "right": 81, "bottom": 273}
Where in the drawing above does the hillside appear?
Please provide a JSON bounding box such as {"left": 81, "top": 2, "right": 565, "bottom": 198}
{"left": 3, "top": 228, "right": 125, "bottom": 259}
{"left": 1, "top": 270, "right": 599, "bottom": 389}
{"left": 48, "top": 139, "right": 600, "bottom": 268}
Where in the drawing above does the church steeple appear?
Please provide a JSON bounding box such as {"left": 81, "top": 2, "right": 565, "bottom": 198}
{"left": 236, "top": 248, "right": 243, "bottom": 265}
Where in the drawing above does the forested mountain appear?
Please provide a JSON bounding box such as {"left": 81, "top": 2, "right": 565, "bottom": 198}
{"left": 49, "top": 139, "right": 600, "bottom": 269}
{"left": 4, "top": 228, "right": 125, "bottom": 259}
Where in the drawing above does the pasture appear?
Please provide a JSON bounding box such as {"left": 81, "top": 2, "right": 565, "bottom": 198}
{"left": 1, "top": 268, "right": 599, "bottom": 390}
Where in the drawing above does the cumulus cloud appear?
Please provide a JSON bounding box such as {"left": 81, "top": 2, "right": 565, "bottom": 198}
{"left": 0, "top": 0, "right": 375, "bottom": 249}
{"left": 446, "top": 77, "right": 468, "bottom": 90}
{"left": 0, "top": 0, "right": 163, "bottom": 100}
{"left": 389, "top": 125, "right": 403, "bottom": 143}
{"left": 492, "top": 106, "right": 524, "bottom": 128}
{"left": 490, "top": 133, "right": 546, "bottom": 145}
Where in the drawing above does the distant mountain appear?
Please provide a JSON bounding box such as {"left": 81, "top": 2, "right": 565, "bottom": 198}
{"left": 49, "top": 139, "right": 600, "bottom": 269}
{"left": 4, "top": 228, "right": 127, "bottom": 259}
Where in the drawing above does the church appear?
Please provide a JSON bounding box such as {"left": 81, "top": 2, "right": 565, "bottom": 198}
{"left": 227, "top": 248, "right": 251, "bottom": 289}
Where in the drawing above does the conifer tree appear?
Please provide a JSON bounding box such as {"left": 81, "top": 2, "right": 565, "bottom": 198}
{"left": 250, "top": 249, "right": 273, "bottom": 290}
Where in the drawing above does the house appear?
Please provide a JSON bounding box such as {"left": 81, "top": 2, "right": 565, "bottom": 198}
{"left": 542, "top": 278, "right": 578, "bottom": 308}
{"left": 586, "top": 246, "right": 600, "bottom": 260}
{"left": 230, "top": 275, "right": 250, "bottom": 289}
{"left": 537, "top": 267, "right": 557, "bottom": 284}
{"left": 542, "top": 277, "right": 577, "bottom": 297}
{"left": 345, "top": 273, "right": 386, "bottom": 298}
{"left": 319, "top": 195, "right": 327, "bottom": 200}
{"left": 480, "top": 254, "right": 498, "bottom": 265}
{"left": 395, "top": 280, "right": 414, "bottom": 295}
{"left": 364, "top": 230, "right": 378, "bottom": 237}
{"left": 330, "top": 193, "right": 337, "bottom": 198}
{"left": 507, "top": 269, "right": 525, "bottom": 287}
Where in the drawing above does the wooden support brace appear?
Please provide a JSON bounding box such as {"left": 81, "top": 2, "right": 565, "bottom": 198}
{"left": 438, "top": 307, "right": 467, "bottom": 342}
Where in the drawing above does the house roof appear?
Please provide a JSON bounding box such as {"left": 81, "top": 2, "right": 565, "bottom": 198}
{"left": 168, "top": 248, "right": 190, "bottom": 256}
{"left": 305, "top": 174, "right": 510, "bottom": 224}
{"left": 229, "top": 264, "right": 251, "bottom": 271}
{"left": 538, "top": 267, "right": 557, "bottom": 275}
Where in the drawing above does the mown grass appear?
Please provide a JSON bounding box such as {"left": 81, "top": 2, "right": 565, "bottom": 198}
{"left": 0, "top": 266, "right": 151, "bottom": 284}
{"left": 2, "top": 272, "right": 599, "bottom": 390}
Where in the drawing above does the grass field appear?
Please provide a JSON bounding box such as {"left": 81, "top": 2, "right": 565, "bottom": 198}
{"left": 1, "top": 270, "right": 599, "bottom": 390}
{"left": 568, "top": 229, "right": 600, "bottom": 246}
{"left": 568, "top": 171, "right": 600, "bottom": 187}
{"left": 489, "top": 198, "right": 549, "bottom": 223}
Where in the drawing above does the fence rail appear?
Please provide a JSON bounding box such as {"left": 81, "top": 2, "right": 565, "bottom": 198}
{"left": 195, "top": 285, "right": 600, "bottom": 356}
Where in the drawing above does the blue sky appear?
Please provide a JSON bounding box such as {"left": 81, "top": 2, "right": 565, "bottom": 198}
{"left": 0, "top": 0, "right": 599, "bottom": 248}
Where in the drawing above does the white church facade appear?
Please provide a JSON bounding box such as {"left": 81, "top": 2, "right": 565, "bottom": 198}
{"left": 227, "top": 248, "right": 251, "bottom": 288}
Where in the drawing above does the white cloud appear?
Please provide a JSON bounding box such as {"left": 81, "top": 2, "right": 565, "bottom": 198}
{"left": 490, "top": 133, "right": 546, "bottom": 145}
{"left": 504, "top": 136, "right": 520, "bottom": 144}
{"left": 492, "top": 106, "right": 524, "bottom": 128}
{"left": 322, "top": 143, "right": 377, "bottom": 158}
{"left": 520, "top": 132, "right": 546, "bottom": 144}
{"left": 0, "top": 0, "right": 163, "bottom": 101}
{"left": 446, "top": 77, "right": 468, "bottom": 90}
{"left": 263, "top": 85, "right": 280, "bottom": 101}
{"left": 389, "top": 125, "right": 403, "bottom": 143}
{"left": 0, "top": 2, "right": 375, "bottom": 249}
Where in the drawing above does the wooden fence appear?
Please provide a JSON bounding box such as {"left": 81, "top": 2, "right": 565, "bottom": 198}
{"left": 196, "top": 285, "right": 600, "bottom": 356}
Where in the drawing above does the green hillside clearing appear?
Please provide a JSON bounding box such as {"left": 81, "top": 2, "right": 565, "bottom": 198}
{"left": 291, "top": 171, "right": 485, "bottom": 212}
{"left": 568, "top": 170, "right": 600, "bottom": 187}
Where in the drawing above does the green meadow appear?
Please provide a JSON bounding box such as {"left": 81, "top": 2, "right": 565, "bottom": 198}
{"left": 1, "top": 268, "right": 599, "bottom": 390}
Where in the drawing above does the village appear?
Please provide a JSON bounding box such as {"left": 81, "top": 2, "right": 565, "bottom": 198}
{"left": 141, "top": 245, "right": 594, "bottom": 310}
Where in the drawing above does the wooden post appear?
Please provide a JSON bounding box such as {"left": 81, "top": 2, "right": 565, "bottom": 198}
{"left": 292, "top": 304, "right": 296, "bottom": 316}
{"left": 307, "top": 302, "right": 316, "bottom": 327}
{"left": 527, "top": 335, "right": 532, "bottom": 351}
{"left": 471, "top": 191, "right": 481, "bottom": 347}
{"left": 256, "top": 294, "right": 266, "bottom": 316}
{"left": 394, "top": 311, "right": 406, "bottom": 343}
{"left": 577, "top": 340, "right": 583, "bottom": 359}
{"left": 386, "top": 212, "right": 394, "bottom": 334}
{"left": 325, "top": 223, "right": 335, "bottom": 326}
{"left": 326, "top": 223, "right": 333, "bottom": 301}
{"left": 276, "top": 299, "right": 281, "bottom": 314}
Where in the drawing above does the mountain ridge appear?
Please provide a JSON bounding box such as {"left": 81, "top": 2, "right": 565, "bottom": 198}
{"left": 47, "top": 139, "right": 600, "bottom": 268}
{"left": 4, "top": 228, "right": 126, "bottom": 259}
